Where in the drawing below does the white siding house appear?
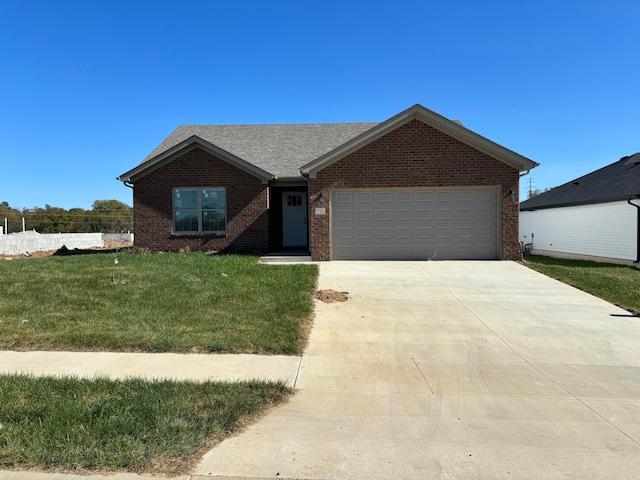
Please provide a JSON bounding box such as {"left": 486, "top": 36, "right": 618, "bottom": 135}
{"left": 520, "top": 201, "right": 637, "bottom": 264}
{"left": 520, "top": 153, "right": 640, "bottom": 265}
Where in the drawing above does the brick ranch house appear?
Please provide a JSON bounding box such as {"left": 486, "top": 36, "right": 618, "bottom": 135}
{"left": 117, "top": 104, "right": 538, "bottom": 261}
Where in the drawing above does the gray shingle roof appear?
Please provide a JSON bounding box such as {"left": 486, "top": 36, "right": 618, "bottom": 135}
{"left": 520, "top": 153, "right": 640, "bottom": 210}
{"left": 141, "top": 123, "right": 379, "bottom": 178}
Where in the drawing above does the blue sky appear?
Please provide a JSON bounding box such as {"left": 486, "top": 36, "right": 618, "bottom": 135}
{"left": 1, "top": 0, "right": 638, "bottom": 210}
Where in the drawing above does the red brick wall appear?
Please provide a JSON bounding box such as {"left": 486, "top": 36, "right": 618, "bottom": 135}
{"left": 308, "top": 119, "right": 522, "bottom": 261}
{"left": 133, "top": 147, "right": 269, "bottom": 252}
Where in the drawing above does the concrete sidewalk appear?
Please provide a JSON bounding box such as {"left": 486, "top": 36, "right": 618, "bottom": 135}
{"left": 0, "top": 351, "right": 301, "bottom": 384}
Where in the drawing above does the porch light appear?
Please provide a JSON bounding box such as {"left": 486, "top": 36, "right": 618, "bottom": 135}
{"left": 319, "top": 192, "right": 326, "bottom": 203}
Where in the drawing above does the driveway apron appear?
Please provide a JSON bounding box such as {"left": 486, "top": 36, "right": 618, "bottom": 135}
{"left": 196, "top": 261, "right": 640, "bottom": 479}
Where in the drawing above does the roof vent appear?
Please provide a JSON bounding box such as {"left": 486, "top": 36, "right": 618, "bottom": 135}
{"left": 452, "top": 120, "right": 465, "bottom": 127}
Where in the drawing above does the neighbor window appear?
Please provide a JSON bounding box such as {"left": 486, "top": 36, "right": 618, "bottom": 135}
{"left": 173, "top": 188, "right": 226, "bottom": 233}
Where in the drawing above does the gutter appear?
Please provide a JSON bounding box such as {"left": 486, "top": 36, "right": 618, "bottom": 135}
{"left": 628, "top": 195, "right": 640, "bottom": 264}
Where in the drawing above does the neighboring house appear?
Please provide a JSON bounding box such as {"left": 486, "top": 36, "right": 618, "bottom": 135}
{"left": 117, "top": 104, "right": 537, "bottom": 261}
{"left": 520, "top": 153, "right": 640, "bottom": 265}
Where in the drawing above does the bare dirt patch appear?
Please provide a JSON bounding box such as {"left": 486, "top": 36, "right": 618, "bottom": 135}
{"left": 0, "top": 242, "right": 133, "bottom": 261}
{"left": 315, "top": 289, "right": 349, "bottom": 303}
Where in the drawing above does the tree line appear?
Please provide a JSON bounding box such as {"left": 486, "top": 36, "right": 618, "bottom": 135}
{"left": 0, "top": 200, "right": 133, "bottom": 234}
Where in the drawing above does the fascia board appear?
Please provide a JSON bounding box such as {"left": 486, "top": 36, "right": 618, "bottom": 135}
{"left": 301, "top": 104, "right": 538, "bottom": 176}
{"left": 117, "top": 136, "right": 275, "bottom": 184}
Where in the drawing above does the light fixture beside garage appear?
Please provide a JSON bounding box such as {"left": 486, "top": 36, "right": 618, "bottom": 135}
{"left": 319, "top": 192, "right": 326, "bottom": 203}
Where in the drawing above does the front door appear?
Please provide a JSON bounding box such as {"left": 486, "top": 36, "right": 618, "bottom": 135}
{"left": 282, "top": 191, "right": 308, "bottom": 247}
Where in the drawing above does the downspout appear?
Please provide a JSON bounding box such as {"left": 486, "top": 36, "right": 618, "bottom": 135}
{"left": 516, "top": 169, "right": 532, "bottom": 257}
{"left": 627, "top": 196, "right": 640, "bottom": 264}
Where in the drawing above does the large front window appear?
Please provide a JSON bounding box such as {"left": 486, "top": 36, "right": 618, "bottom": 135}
{"left": 173, "top": 188, "right": 226, "bottom": 233}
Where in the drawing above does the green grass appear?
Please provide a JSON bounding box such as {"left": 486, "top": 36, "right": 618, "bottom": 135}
{"left": 522, "top": 254, "right": 640, "bottom": 314}
{"left": 0, "top": 374, "right": 290, "bottom": 475}
{"left": 0, "top": 252, "right": 318, "bottom": 354}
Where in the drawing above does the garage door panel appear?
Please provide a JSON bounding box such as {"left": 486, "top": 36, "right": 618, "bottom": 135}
{"left": 455, "top": 245, "right": 479, "bottom": 258}
{"left": 335, "top": 192, "right": 353, "bottom": 203}
{"left": 435, "top": 245, "right": 455, "bottom": 258}
{"left": 416, "top": 227, "right": 433, "bottom": 238}
{"left": 456, "top": 191, "right": 474, "bottom": 202}
{"left": 356, "top": 210, "right": 372, "bottom": 221}
{"left": 356, "top": 192, "right": 373, "bottom": 203}
{"left": 395, "top": 192, "right": 413, "bottom": 202}
{"left": 416, "top": 209, "right": 433, "bottom": 220}
{"left": 476, "top": 208, "right": 494, "bottom": 220}
{"left": 456, "top": 209, "right": 473, "bottom": 220}
{"left": 476, "top": 226, "right": 494, "bottom": 238}
{"left": 396, "top": 209, "right": 413, "bottom": 221}
{"left": 416, "top": 191, "right": 433, "bottom": 202}
{"left": 455, "top": 226, "right": 474, "bottom": 240}
{"left": 475, "top": 190, "right": 495, "bottom": 201}
{"left": 337, "top": 210, "right": 353, "bottom": 221}
{"left": 376, "top": 210, "right": 393, "bottom": 221}
{"left": 436, "top": 191, "right": 454, "bottom": 202}
{"left": 336, "top": 228, "right": 354, "bottom": 239}
{"left": 436, "top": 226, "right": 454, "bottom": 238}
{"left": 359, "top": 245, "right": 375, "bottom": 256}
{"left": 332, "top": 188, "right": 498, "bottom": 260}
{"left": 395, "top": 227, "right": 413, "bottom": 239}
{"left": 465, "top": 245, "right": 495, "bottom": 258}
{"left": 356, "top": 228, "right": 373, "bottom": 239}
{"left": 375, "top": 192, "right": 393, "bottom": 203}
{"left": 375, "top": 245, "right": 393, "bottom": 258}
{"left": 436, "top": 208, "right": 454, "bottom": 220}
{"left": 416, "top": 246, "right": 435, "bottom": 258}
{"left": 376, "top": 227, "right": 393, "bottom": 239}
{"left": 395, "top": 246, "right": 415, "bottom": 258}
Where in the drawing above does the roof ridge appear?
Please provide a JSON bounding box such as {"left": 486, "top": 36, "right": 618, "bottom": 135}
{"left": 175, "top": 121, "right": 380, "bottom": 128}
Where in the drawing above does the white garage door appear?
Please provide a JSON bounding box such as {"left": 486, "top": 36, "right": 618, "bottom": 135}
{"left": 332, "top": 188, "right": 499, "bottom": 260}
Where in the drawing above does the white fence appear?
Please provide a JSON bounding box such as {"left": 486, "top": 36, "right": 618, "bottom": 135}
{"left": 0, "top": 231, "right": 113, "bottom": 255}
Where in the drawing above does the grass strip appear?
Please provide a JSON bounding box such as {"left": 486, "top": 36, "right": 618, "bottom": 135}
{"left": 522, "top": 254, "right": 640, "bottom": 314}
{"left": 0, "top": 374, "right": 291, "bottom": 475}
{"left": 0, "top": 252, "right": 318, "bottom": 354}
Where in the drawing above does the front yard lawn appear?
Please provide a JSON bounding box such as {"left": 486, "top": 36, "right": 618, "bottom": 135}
{"left": 522, "top": 254, "right": 640, "bottom": 314}
{"left": 0, "top": 252, "right": 318, "bottom": 354}
{"left": 0, "top": 374, "right": 290, "bottom": 475}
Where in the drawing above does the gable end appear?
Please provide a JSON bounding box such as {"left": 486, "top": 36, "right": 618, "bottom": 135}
{"left": 301, "top": 104, "right": 537, "bottom": 177}
{"left": 118, "top": 135, "right": 274, "bottom": 184}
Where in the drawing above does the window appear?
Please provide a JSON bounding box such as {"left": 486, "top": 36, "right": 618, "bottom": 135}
{"left": 287, "top": 194, "right": 302, "bottom": 206}
{"left": 173, "top": 188, "right": 226, "bottom": 233}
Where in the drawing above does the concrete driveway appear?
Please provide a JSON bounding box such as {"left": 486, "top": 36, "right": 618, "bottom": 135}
{"left": 196, "top": 261, "right": 640, "bottom": 479}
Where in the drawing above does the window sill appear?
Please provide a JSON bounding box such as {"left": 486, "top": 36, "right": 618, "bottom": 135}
{"left": 170, "top": 233, "right": 227, "bottom": 239}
